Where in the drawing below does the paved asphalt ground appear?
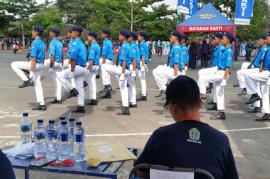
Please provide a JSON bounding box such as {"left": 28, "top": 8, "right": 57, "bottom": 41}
{"left": 0, "top": 50, "right": 270, "bottom": 179}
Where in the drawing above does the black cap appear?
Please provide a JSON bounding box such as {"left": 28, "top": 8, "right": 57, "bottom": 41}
{"left": 76, "top": 121, "right": 82, "bottom": 126}
{"left": 266, "top": 32, "right": 270, "bottom": 37}
{"left": 130, "top": 31, "right": 138, "bottom": 40}
{"left": 139, "top": 31, "right": 148, "bottom": 38}
{"left": 22, "top": 112, "right": 28, "bottom": 117}
{"left": 69, "top": 118, "right": 75, "bottom": 122}
{"left": 50, "top": 27, "right": 60, "bottom": 36}
{"left": 181, "top": 33, "right": 188, "bottom": 41}
{"left": 88, "top": 31, "right": 97, "bottom": 38}
{"left": 61, "top": 121, "right": 67, "bottom": 125}
{"left": 171, "top": 31, "right": 182, "bottom": 40}
{"left": 120, "top": 29, "right": 131, "bottom": 38}
{"left": 215, "top": 32, "right": 223, "bottom": 39}
{"left": 33, "top": 26, "right": 44, "bottom": 35}
{"left": 68, "top": 27, "right": 73, "bottom": 33}
{"left": 224, "top": 32, "right": 235, "bottom": 43}
{"left": 259, "top": 35, "right": 267, "bottom": 40}
{"left": 60, "top": 116, "right": 65, "bottom": 120}
{"left": 102, "top": 29, "right": 111, "bottom": 36}
{"left": 72, "top": 26, "right": 83, "bottom": 34}
{"left": 37, "top": 119, "right": 43, "bottom": 123}
{"left": 49, "top": 120, "right": 55, "bottom": 124}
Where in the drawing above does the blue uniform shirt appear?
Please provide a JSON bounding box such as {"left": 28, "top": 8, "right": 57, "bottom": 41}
{"left": 168, "top": 43, "right": 183, "bottom": 70}
{"left": 88, "top": 41, "right": 101, "bottom": 65}
{"left": 139, "top": 40, "right": 149, "bottom": 64}
{"left": 253, "top": 45, "right": 267, "bottom": 68}
{"left": 102, "top": 38, "right": 114, "bottom": 60}
{"left": 49, "top": 38, "right": 63, "bottom": 62}
{"left": 70, "top": 38, "right": 87, "bottom": 67}
{"left": 212, "top": 44, "right": 224, "bottom": 67}
{"left": 181, "top": 44, "right": 189, "bottom": 65}
{"left": 67, "top": 39, "right": 74, "bottom": 58}
{"left": 118, "top": 41, "right": 131, "bottom": 69}
{"left": 130, "top": 42, "right": 141, "bottom": 67}
{"left": 30, "top": 37, "right": 46, "bottom": 63}
{"left": 218, "top": 46, "right": 234, "bottom": 70}
{"left": 263, "top": 45, "right": 270, "bottom": 70}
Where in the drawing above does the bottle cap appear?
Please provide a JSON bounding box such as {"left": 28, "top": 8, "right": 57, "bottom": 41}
{"left": 76, "top": 121, "right": 82, "bottom": 126}
{"left": 69, "top": 118, "right": 75, "bottom": 122}
{"left": 49, "top": 120, "right": 55, "bottom": 124}
{"left": 60, "top": 116, "right": 65, "bottom": 120}
{"left": 23, "top": 112, "right": 28, "bottom": 117}
{"left": 37, "top": 119, "right": 43, "bottom": 123}
{"left": 61, "top": 121, "right": 67, "bottom": 125}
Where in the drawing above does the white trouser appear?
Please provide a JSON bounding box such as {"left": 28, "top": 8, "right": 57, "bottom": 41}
{"left": 11, "top": 61, "right": 45, "bottom": 105}
{"left": 128, "top": 65, "right": 136, "bottom": 105}
{"left": 102, "top": 64, "right": 130, "bottom": 107}
{"left": 57, "top": 65, "right": 86, "bottom": 106}
{"left": 44, "top": 60, "right": 63, "bottom": 100}
{"left": 137, "top": 61, "right": 148, "bottom": 96}
{"left": 245, "top": 71, "right": 270, "bottom": 113}
{"left": 86, "top": 65, "right": 99, "bottom": 100}
{"left": 198, "top": 67, "right": 218, "bottom": 94}
{"left": 100, "top": 58, "right": 114, "bottom": 86}
{"left": 62, "top": 59, "right": 76, "bottom": 88}
{"left": 237, "top": 62, "right": 256, "bottom": 89}
{"left": 152, "top": 65, "right": 181, "bottom": 91}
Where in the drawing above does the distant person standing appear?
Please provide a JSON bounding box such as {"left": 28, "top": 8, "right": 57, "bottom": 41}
{"left": 246, "top": 39, "right": 253, "bottom": 61}
{"left": 235, "top": 39, "right": 240, "bottom": 61}
{"left": 148, "top": 40, "right": 153, "bottom": 61}
{"left": 200, "top": 39, "right": 210, "bottom": 68}
{"left": 0, "top": 39, "right": 4, "bottom": 50}
{"left": 189, "top": 40, "right": 198, "bottom": 69}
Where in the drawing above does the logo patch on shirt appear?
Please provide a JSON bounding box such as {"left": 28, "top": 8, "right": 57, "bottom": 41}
{"left": 187, "top": 128, "right": 202, "bottom": 144}
{"left": 122, "top": 50, "right": 125, "bottom": 54}
{"left": 227, "top": 56, "right": 232, "bottom": 60}
{"left": 91, "top": 50, "right": 95, "bottom": 54}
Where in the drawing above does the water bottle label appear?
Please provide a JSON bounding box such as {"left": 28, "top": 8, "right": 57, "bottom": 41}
{"left": 60, "top": 133, "right": 68, "bottom": 142}
{"left": 47, "top": 130, "right": 57, "bottom": 139}
{"left": 21, "top": 124, "right": 31, "bottom": 132}
{"left": 35, "top": 132, "right": 45, "bottom": 140}
{"left": 75, "top": 134, "right": 84, "bottom": 142}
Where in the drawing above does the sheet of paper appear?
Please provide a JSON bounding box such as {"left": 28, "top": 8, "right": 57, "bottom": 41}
{"left": 150, "top": 169, "right": 194, "bottom": 179}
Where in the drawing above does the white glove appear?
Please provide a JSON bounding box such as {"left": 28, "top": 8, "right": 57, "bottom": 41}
{"left": 173, "top": 75, "right": 177, "bottom": 80}
{"left": 68, "top": 71, "right": 74, "bottom": 79}
{"left": 182, "top": 70, "right": 186, "bottom": 76}
{"left": 131, "top": 71, "right": 136, "bottom": 78}
{"left": 29, "top": 71, "right": 34, "bottom": 79}
{"left": 185, "top": 65, "right": 188, "bottom": 72}
{"left": 141, "top": 66, "right": 145, "bottom": 72}
{"left": 119, "top": 73, "right": 125, "bottom": 81}
{"left": 221, "top": 79, "right": 227, "bottom": 86}
{"left": 48, "top": 68, "right": 54, "bottom": 73}
{"left": 267, "top": 78, "right": 270, "bottom": 86}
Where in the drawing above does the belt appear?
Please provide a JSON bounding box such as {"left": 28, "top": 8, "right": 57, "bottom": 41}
{"left": 93, "top": 63, "right": 99, "bottom": 65}
{"left": 37, "top": 62, "right": 44, "bottom": 64}
{"left": 77, "top": 64, "right": 86, "bottom": 67}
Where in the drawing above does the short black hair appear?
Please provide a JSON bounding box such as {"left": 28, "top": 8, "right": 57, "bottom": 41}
{"left": 165, "top": 76, "right": 201, "bottom": 111}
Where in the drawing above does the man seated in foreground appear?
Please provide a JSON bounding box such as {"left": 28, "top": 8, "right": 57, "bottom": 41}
{"left": 0, "top": 150, "right": 16, "bottom": 179}
{"left": 134, "top": 76, "right": 239, "bottom": 179}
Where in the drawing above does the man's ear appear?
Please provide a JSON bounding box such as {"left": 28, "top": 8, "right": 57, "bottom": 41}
{"left": 170, "top": 103, "right": 178, "bottom": 114}
{"left": 197, "top": 100, "right": 202, "bottom": 109}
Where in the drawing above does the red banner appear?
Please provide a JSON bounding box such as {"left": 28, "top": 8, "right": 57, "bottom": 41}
{"left": 177, "top": 25, "right": 235, "bottom": 33}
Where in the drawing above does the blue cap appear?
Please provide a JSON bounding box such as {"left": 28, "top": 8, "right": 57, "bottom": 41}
{"left": 181, "top": 33, "right": 188, "bottom": 41}
{"left": 259, "top": 35, "right": 267, "bottom": 40}
{"left": 60, "top": 116, "right": 65, "bottom": 120}
{"left": 266, "top": 32, "right": 270, "bottom": 37}
{"left": 88, "top": 31, "right": 97, "bottom": 38}
{"left": 68, "top": 27, "right": 73, "bottom": 33}
{"left": 102, "top": 29, "right": 111, "bottom": 36}
{"left": 69, "top": 118, "right": 75, "bottom": 122}
{"left": 130, "top": 31, "right": 138, "bottom": 40}
{"left": 50, "top": 27, "right": 60, "bottom": 36}
{"left": 224, "top": 32, "right": 235, "bottom": 43}
{"left": 139, "top": 31, "right": 148, "bottom": 39}
{"left": 22, "top": 112, "right": 28, "bottom": 117}
{"left": 171, "top": 31, "right": 182, "bottom": 40}
{"left": 33, "top": 26, "right": 44, "bottom": 35}
{"left": 72, "top": 26, "right": 83, "bottom": 34}
{"left": 61, "top": 121, "right": 67, "bottom": 125}
{"left": 37, "top": 119, "right": 43, "bottom": 123}
{"left": 215, "top": 32, "right": 223, "bottom": 39}
{"left": 49, "top": 120, "right": 55, "bottom": 124}
{"left": 76, "top": 121, "right": 82, "bottom": 126}
{"left": 120, "top": 29, "right": 131, "bottom": 38}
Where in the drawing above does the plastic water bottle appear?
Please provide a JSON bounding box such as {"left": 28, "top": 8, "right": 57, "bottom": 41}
{"left": 68, "top": 118, "right": 76, "bottom": 158}
{"left": 46, "top": 120, "right": 57, "bottom": 160}
{"left": 20, "top": 112, "right": 32, "bottom": 144}
{"left": 58, "top": 121, "right": 69, "bottom": 161}
{"left": 34, "top": 119, "right": 46, "bottom": 159}
{"left": 74, "top": 121, "right": 85, "bottom": 162}
{"left": 57, "top": 116, "right": 66, "bottom": 155}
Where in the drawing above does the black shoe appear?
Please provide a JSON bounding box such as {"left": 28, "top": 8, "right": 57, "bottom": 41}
{"left": 129, "top": 103, "right": 137, "bottom": 108}
{"left": 248, "top": 107, "right": 261, "bottom": 113}
{"left": 19, "top": 80, "right": 31, "bottom": 88}
{"left": 83, "top": 81, "right": 88, "bottom": 88}
{"left": 99, "top": 90, "right": 111, "bottom": 99}
{"left": 28, "top": 78, "right": 34, "bottom": 86}
{"left": 51, "top": 98, "right": 62, "bottom": 104}
{"left": 200, "top": 96, "right": 207, "bottom": 102}
{"left": 238, "top": 88, "right": 247, "bottom": 96}
{"left": 206, "top": 87, "right": 212, "bottom": 94}
{"left": 207, "top": 101, "right": 216, "bottom": 105}
{"left": 72, "top": 106, "right": 85, "bottom": 113}
{"left": 210, "top": 112, "right": 226, "bottom": 120}
{"left": 155, "top": 91, "right": 164, "bottom": 98}
{"left": 117, "top": 107, "right": 130, "bottom": 115}
{"left": 233, "top": 84, "right": 240, "bottom": 87}
{"left": 207, "top": 104, "right": 217, "bottom": 111}
{"left": 32, "top": 104, "right": 46, "bottom": 111}
{"left": 99, "top": 85, "right": 112, "bottom": 94}
{"left": 137, "top": 96, "right": 147, "bottom": 101}
{"left": 246, "top": 93, "right": 261, "bottom": 104}
{"left": 87, "top": 99, "right": 98, "bottom": 106}
{"left": 255, "top": 113, "right": 270, "bottom": 122}
{"left": 68, "top": 88, "right": 79, "bottom": 98}
{"left": 96, "top": 74, "right": 100, "bottom": 79}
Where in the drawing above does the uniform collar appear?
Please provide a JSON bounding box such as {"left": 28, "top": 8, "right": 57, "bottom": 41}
{"left": 123, "top": 40, "right": 128, "bottom": 45}
{"left": 173, "top": 42, "right": 179, "bottom": 46}
{"left": 91, "top": 40, "right": 97, "bottom": 44}
{"left": 262, "top": 44, "right": 267, "bottom": 48}
{"left": 181, "top": 43, "right": 186, "bottom": 47}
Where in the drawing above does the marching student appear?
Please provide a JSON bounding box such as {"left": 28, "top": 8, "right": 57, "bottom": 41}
{"left": 201, "top": 33, "right": 234, "bottom": 120}
{"left": 153, "top": 31, "right": 183, "bottom": 97}
{"left": 128, "top": 31, "right": 140, "bottom": 108}
{"left": 44, "top": 27, "right": 63, "bottom": 104}
{"left": 99, "top": 29, "right": 114, "bottom": 98}
{"left": 180, "top": 33, "right": 189, "bottom": 75}
{"left": 137, "top": 31, "right": 149, "bottom": 101}
{"left": 244, "top": 32, "right": 270, "bottom": 122}
{"left": 11, "top": 26, "right": 46, "bottom": 110}
{"left": 57, "top": 26, "right": 87, "bottom": 113}
{"left": 101, "top": 29, "right": 131, "bottom": 115}
{"left": 86, "top": 31, "right": 101, "bottom": 106}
